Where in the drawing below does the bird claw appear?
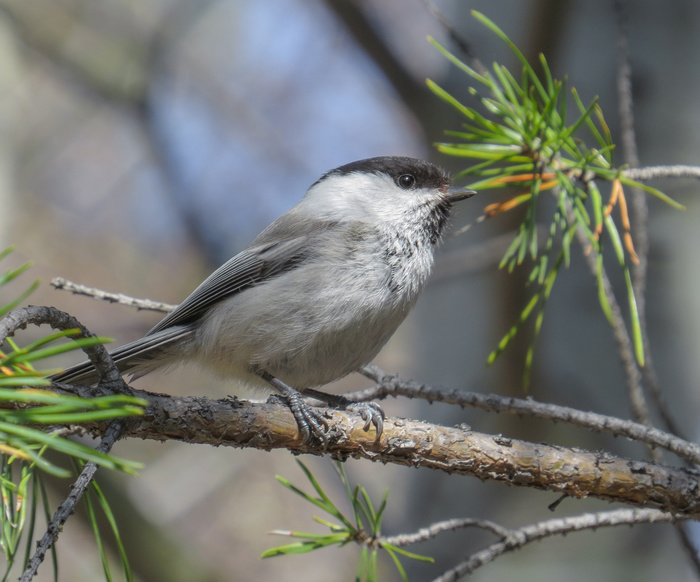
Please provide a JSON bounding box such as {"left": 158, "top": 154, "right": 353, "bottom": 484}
{"left": 301, "top": 388, "right": 385, "bottom": 439}
{"left": 265, "top": 378, "right": 331, "bottom": 445}
{"left": 282, "top": 389, "right": 330, "bottom": 446}
{"left": 263, "top": 374, "right": 384, "bottom": 444}
{"left": 345, "top": 401, "right": 384, "bottom": 438}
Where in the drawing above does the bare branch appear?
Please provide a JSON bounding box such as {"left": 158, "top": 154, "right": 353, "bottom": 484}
{"left": 622, "top": 165, "right": 700, "bottom": 181}
{"left": 381, "top": 518, "right": 510, "bottom": 548}
{"left": 432, "top": 508, "right": 685, "bottom": 581}
{"left": 51, "top": 277, "right": 177, "bottom": 313}
{"left": 356, "top": 366, "right": 700, "bottom": 467}
{"left": 615, "top": 0, "right": 686, "bottom": 443}
{"left": 0, "top": 305, "right": 126, "bottom": 389}
{"left": 567, "top": 194, "right": 653, "bottom": 430}
{"left": 676, "top": 523, "right": 700, "bottom": 576}
{"left": 18, "top": 421, "right": 124, "bottom": 582}
{"left": 421, "top": 0, "right": 486, "bottom": 74}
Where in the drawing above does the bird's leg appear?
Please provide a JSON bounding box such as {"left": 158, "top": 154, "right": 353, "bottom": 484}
{"left": 302, "top": 388, "right": 384, "bottom": 439}
{"left": 259, "top": 372, "right": 329, "bottom": 445}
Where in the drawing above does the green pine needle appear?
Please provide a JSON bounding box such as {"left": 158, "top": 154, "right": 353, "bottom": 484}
{"left": 265, "top": 461, "right": 432, "bottom": 581}
{"left": 428, "top": 12, "right": 682, "bottom": 383}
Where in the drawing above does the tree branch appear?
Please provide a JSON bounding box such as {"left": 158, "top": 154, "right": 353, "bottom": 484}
{"left": 18, "top": 421, "right": 124, "bottom": 582}
{"left": 432, "top": 508, "right": 685, "bottom": 581}
{"left": 39, "top": 384, "right": 700, "bottom": 517}
{"left": 615, "top": 0, "right": 686, "bottom": 445}
{"left": 380, "top": 517, "right": 510, "bottom": 547}
{"left": 51, "top": 277, "right": 177, "bottom": 313}
{"left": 0, "top": 305, "right": 126, "bottom": 388}
{"left": 356, "top": 366, "right": 700, "bottom": 467}
{"left": 622, "top": 165, "right": 700, "bottom": 181}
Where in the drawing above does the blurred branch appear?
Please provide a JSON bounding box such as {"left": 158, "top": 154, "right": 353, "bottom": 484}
{"left": 615, "top": 3, "right": 700, "bottom": 574}
{"left": 432, "top": 508, "right": 685, "bottom": 581}
{"left": 616, "top": 0, "right": 685, "bottom": 442}
{"left": 571, "top": 209, "right": 652, "bottom": 428}
{"left": 0, "top": 0, "right": 229, "bottom": 263}
{"left": 623, "top": 165, "right": 700, "bottom": 180}
{"left": 136, "top": 0, "right": 236, "bottom": 264}
{"left": 323, "top": 0, "right": 435, "bottom": 135}
{"left": 422, "top": 0, "right": 484, "bottom": 73}
{"left": 0, "top": 1, "right": 147, "bottom": 107}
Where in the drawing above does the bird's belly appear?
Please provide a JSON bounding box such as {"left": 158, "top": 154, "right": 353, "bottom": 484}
{"left": 193, "top": 266, "right": 415, "bottom": 389}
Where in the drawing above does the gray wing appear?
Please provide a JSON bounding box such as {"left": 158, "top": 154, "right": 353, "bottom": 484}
{"left": 51, "top": 215, "right": 342, "bottom": 385}
{"left": 146, "top": 251, "right": 266, "bottom": 335}
{"left": 147, "top": 214, "right": 340, "bottom": 335}
{"left": 51, "top": 326, "right": 192, "bottom": 385}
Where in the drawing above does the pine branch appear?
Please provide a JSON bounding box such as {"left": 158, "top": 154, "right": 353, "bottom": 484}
{"left": 380, "top": 517, "right": 511, "bottom": 547}
{"left": 18, "top": 421, "right": 124, "bottom": 582}
{"left": 0, "top": 305, "right": 128, "bottom": 390}
{"left": 357, "top": 365, "right": 700, "bottom": 466}
{"left": 432, "top": 508, "right": 684, "bottom": 581}
{"left": 34, "top": 383, "right": 700, "bottom": 517}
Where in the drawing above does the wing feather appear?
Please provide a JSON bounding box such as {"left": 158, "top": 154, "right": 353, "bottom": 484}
{"left": 147, "top": 216, "right": 340, "bottom": 335}
{"left": 51, "top": 216, "right": 342, "bottom": 386}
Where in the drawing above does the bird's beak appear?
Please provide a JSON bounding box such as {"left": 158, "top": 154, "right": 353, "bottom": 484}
{"left": 445, "top": 186, "right": 476, "bottom": 203}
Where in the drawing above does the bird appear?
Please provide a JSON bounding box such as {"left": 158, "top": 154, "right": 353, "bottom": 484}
{"left": 51, "top": 156, "right": 475, "bottom": 443}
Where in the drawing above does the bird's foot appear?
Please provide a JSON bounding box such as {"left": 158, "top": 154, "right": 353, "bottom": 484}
{"left": 303, "top": 389, "right": 384, "bottom": 440}
{"left": 263, "top": 374, "right": 330, "bottom": 445}
{"left": 345, "top": 401, "right": 384, "bottom": 437}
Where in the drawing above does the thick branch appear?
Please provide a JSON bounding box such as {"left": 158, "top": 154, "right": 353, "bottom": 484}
{"left": 54, "top": 386, "right": 700, "bottom": 517}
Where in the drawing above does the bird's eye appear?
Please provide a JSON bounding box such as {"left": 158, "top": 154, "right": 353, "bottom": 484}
{"left": 397, "top": 174, "right": 415, "bottom": 189}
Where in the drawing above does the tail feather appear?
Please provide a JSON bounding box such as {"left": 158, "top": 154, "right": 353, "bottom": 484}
{"left": 50, "top": 326, "right": 194, "bottom": 386}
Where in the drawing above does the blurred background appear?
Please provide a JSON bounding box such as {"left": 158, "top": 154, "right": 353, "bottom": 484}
{"left": 1, "top": 0, "right": 700, "bottom": 580}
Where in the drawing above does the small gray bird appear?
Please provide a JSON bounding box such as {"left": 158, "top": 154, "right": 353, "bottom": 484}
{"left": 52, "top": 156, "right": 474, "bottom": 442}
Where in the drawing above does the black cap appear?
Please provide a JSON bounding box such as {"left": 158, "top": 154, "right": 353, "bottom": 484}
{"left": 320, "top": 156, "right": 452, "bottom": 192}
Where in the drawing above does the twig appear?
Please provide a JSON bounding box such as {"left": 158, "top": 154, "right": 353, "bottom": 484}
{"left": 568, "top": 193, "right": 653, "bottom": 430}
{"left": 677, "top": 523, "right": 700, "bottom": 575}
{"left": 380, "top": 518, "right": 510, "bottom": 547}
{"left": 18, "top": 421, "right": 124, "bottom": 582}
{"left": 357, "top": 366, "right": 700, "bottom": 467}
{"left": 615, "top": 0, "right": 640, "bottom": 170}
{"left": 1, "top": 308, "right": 134, "bottom": 580}
{"left": 0, "top": 305, "right": 126, "bottom": 388}
{"left": 431, "top": 508, "right": 684, "bottom": 581}
{"left": 622, "top": 165, "right": 700, "bottom": 181}
{"left": 51, "top": 277, "right": 177, "bottom": 313}
{"left": 615, "top": 1, "right": 687, "bottom": 441}
{"left": 422, "top": 0, "right": 486, "bottom": 74}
